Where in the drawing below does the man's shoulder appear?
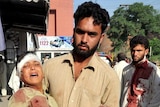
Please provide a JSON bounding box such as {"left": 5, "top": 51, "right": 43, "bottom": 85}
{"left": 119, "top": 60, "right": 128, "bottom": 64}
{"left": 147, "top": 61, "right": 160, "bottom": 71}
{"left": 45, "top": 53, "right": 71, "bottom": 63}
{"left": 114, "top": 60, "right": 128, "bottom": 67}
{"left": 95, "top": 56, "right": 119, "bottom": 79}
{"left": 122, "top": 63, "right": 133, "bottom": 72}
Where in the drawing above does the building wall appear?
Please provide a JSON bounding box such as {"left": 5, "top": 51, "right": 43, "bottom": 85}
{"left": 47, "top": 0, "right": 73, "bottom": 36}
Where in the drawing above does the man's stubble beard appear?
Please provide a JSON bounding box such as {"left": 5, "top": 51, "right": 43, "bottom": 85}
{"left": 132, "top": 54, "right": 145, "bottom": 64}
{"left": 72, "top": 41, "right": 99, "bottom": 59}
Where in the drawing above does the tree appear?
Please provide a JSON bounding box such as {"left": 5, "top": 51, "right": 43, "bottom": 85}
{"left": 149, "top": 37, "right": 160, "bottom": 62}
{"left": 108, "top": 2, "right": 160, "bottom": 53}
{"left": 149, "top": 38, "right": 160, "bottom": 56}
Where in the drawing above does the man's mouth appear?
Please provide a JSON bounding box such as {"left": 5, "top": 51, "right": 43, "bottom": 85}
{"left": 78, "top": 44, "right": 89, "bottom": 50}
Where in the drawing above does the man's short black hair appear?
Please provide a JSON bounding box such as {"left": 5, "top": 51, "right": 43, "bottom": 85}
{"left": 130, "top": 35, "right": 149, "bottom": 49}
{"left": 74, "top": 1, "right": 110, "bottom": 33}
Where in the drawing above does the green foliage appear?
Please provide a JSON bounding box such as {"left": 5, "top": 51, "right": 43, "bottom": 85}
{"left": 149, "top": 38, "right": 160, "bottom": 56}
{"left": 149, "top": 55, "right": 160, "bottom": 65}
{"left": 108, "top": 2, "right": 160, "bottom": 56}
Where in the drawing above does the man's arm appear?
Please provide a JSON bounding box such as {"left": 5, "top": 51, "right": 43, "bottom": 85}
{"left": 148, "top": 66, "right": 160, "bottom": 107}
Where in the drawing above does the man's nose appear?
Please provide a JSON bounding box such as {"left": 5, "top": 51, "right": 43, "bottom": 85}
{"left": 81, "top": 33, "right": 88, "bottom": 43}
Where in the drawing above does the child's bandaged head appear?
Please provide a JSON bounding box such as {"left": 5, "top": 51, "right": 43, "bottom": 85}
{"left": 17, "top": 53, "right": 41, "bottom": 76}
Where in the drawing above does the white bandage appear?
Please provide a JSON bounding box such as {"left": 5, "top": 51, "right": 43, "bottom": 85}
{"left": 17, "top": 53, "right": 41, "bottom": 75}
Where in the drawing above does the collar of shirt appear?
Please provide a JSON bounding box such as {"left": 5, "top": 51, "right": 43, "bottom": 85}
{"left": 62, "top": 52, "right": 96, "bottom": 72}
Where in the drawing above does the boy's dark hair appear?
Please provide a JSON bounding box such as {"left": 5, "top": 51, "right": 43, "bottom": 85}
{"left": 74, "top": 1, "right": 110, "bottom": 33}
{"left": 130, "top": 35, "right": 149, "bottom": 49}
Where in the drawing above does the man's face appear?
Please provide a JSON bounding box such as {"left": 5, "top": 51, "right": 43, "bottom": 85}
{"left": 73, "top": 17, "right": 104, "bottom": 58}
{"left": 131, "top": 44, "right": 149, "bottom": 64}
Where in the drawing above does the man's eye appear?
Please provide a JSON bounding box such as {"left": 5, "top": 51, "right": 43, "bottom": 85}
{"left": 75, "top": 29, "right": 85, "bottom": 34}
{"left": 88, "top": 32, "right": 97, "bottom": 37}
{"left": 75, "top": 28, "right": 97, "bottom": 37}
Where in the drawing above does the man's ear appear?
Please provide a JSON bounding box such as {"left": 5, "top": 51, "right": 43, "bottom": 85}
{"left": 145, "top": 48, "right": 149, "bottom": 56}
{"left": 99, "top": 33, "right": 105, "bottom": 44}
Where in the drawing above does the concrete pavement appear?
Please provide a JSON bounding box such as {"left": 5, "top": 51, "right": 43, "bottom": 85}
{"left": 0, "top": 95, "right": 10, "bottom": 107}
